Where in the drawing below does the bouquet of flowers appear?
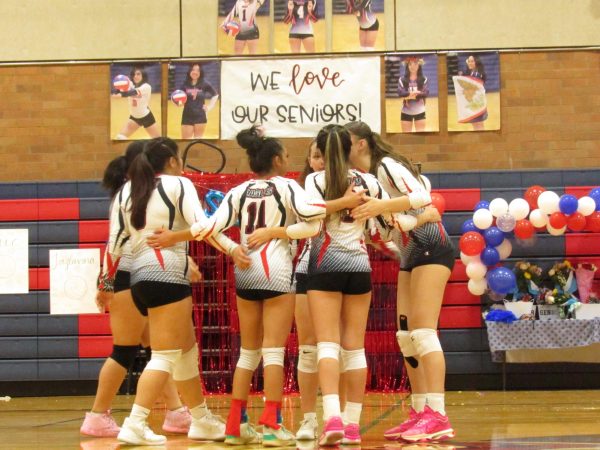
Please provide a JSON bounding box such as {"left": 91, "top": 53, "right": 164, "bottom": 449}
{"left": 548, "top": 260, "right": 577, "bottom": 295}
{"left": 513, "top": 261, "right": 543, "bottom": 300}
{"left": 575, "top": 263, "right": 597, "bottom": 303}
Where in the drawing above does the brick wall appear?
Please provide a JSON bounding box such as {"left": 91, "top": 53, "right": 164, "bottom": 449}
{"left": 0, "top": 51, "right": 598, "bottom": 182}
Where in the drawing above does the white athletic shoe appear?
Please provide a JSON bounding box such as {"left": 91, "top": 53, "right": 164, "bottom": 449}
{"left": 295, "top": 416, "right": 318, "bottom": 440}
{"left": 263, "top": 424, "right": 296, "bottom": 447}
{"left": 225, "top": 422, "right": 261, "bottom": 445}
{"left": 188, "top": 411, "right": 226, "bottom": 441}
{"left": 117, "top": 417, "right": 166, "bottom": 446}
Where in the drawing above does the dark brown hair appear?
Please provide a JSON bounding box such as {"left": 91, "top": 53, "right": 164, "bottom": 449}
{"left": 236, "top": 126, "right": 284, "bottom": 175}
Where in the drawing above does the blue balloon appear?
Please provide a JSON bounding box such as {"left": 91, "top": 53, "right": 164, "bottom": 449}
{"left": 474, "top": 200, "right": 490, "bottom": 211}
{"left": 204, "top": 189, "right": 225, "bottom": 217}
{"left": 480, "top": 246, "right": 500, "bottom": 266}
{"left": 461, "top": 219, "right": 479, "bottom": 234}
{"left": 483, "top": 226, "right": 504, "bottom": 247}
{"left": 486, "top": 267, "right": 517, "bottom": 295}
{"left": 590, "top": 187, "right": 600, "bottom": 211}
{"left": 558, "top": 194, "right": 578, "bottom": 215}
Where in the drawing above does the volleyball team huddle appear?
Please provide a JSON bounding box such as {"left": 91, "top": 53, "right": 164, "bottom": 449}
{"left": 81, "top": 121, "right": 456, "bottom": 446}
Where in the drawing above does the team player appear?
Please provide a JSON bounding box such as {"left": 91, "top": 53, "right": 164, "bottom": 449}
{"left": 97, "top": 138, "right": 250, "bottom": 446}
{"left": 345, "top": 0, "right": 379, "bottom": 51}
{"left": 305, "top": 125, "right": 430, "bottom": 446}
{"left": 398, "top": 57, "right": 429, "bottom": 133}
{"left": 180, "top": 63, "right": 219, "bottom": 139}
{"left": 222, "top": 0, "right": 266, "bottom": 55}
{"left": 113, "top": 66, "right": 160, "bottom": 140}
{"left": 347, "top": 121, "right": 456, "bottom": 443}
{"left": 284, "top": 0, "right": 318, "bottom": 53}
{"left": 81, "top": 141, "right": 193, "bottom": 438}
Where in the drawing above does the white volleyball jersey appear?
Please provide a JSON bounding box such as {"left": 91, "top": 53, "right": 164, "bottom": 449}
{"left": 104, "top": 175, "right": 238, "bottom": 286}
{"left": 295, "top": 238, "right": 311, "bottom": 275}
{"left": 305, "top": 169, "right": 389, "bottom": 274}
{"left": 191, "top": 176, "right": 326, "bottom": 292}
{"left": 224, "top": 0, "right": 264, "bottom": 33}
{"left": 129, "top": 83, "right": 152, "bottom": 119}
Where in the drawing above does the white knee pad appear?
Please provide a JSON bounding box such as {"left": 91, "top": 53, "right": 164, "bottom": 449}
{"left": 396, "top": 330, "right": 418, "bottom": 357}
{"left": 262, "top": 347, "right": 285, "bottom": 367}
{"left": 317, "top": 342, "right": 341, "bottom": 363}
{"left": 410, "top": 328, "right": 443, "bottom": 357}
{"left": 339, "top": 349, "right": 346, "bottom": 373}
{"left": 236, "top": 348, "right": 262, "bottom": 371}
{"left": 298, "top": 345, "right": 318, "bottom": 373}
{"left": 145, "top": 349, "right": 181, "bottom": 375}
{"left": 173, "top": 344, "right": 200, "bottom": 381}
{"left": 341, "top": 348, "right": 367, "bottom": 371}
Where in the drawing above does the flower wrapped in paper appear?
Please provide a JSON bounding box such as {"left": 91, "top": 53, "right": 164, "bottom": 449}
{"left": 575, "top": 263, "right": 597, "bottom": 303}
{"left": 513, "top": 261, "right": 543, "bottom": 300}
{"left": 548, "top": 260, "right": 578, "bottom": 295}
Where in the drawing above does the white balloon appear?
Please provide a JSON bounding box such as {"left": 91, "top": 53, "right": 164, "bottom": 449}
{"left": 529, "top": 209, "right": 548, "bottom": 228}
{"left": 508, "top": 198, "right": 530, "bottom": 221}
{"left": 473, "top": 208, "right": 494, "bottom": 230}
{"left": 546, "top": 223, "right": 567, "bottom": 236}
{"left": 468, "top": 278, "right": 487, "bottom": 296}
{"left": 495, "top": 239, "right": 513, "bottom": 259}
{"left": 537, "top": 191, "right": 560, "bottom": 215}
{"left": 489, "top": 198, "right": 509, "bottom": 218}
{"left": 466, "top": 261, "right": 487, "bottom": 280}
{"left": 577, "top": 196, "right": 596, "bottom": 216}
{"left": 460, "top": 251, "right": 481, "bottom": 265}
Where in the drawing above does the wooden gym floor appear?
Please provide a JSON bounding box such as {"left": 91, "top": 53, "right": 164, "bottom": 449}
{"left": 1, "top": 391, "right": 600, "bottom": 449}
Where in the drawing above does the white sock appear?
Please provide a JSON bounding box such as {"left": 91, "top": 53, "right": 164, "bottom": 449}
{"left": 170, "top": 405, "right": 186, "bottom": 413}
{"left": 130, "top": 404, "right": 150, "bottom": 425}
{"left": 304, "top": 412, "right": 317, "bottom": 421}
{"left": 189, "top": 401, "right": 208, "bottom": 420}
{"left": 89, "top": 411, "right": 105, "bottom": 416}
{"left": 322, "top": 394, "right": 341, "bottom": 420}
{"left": 427, "top": 393, "right": 446, "bottom": 415}
{"left": 411, "top": 394, "right": 427, "bottom": 412}
{"left": 344, "top": 402, "right": 362, "bottom": 425}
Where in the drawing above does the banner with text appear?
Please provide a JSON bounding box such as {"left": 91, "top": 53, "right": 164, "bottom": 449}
{"left": 0, "top": 229, "right": 29, "bottom": 294}
{"left": 220, "top": 56, "right": 381, "bottom": 138}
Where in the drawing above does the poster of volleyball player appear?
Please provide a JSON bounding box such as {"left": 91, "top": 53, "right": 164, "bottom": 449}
{"left": 384, "top": 53, "right": 439, "bottom": 133}
{"left": 274, "top": 0, "right": 325, "bottom": 54}
{"left": 218, "top": 0, "right": 271, "bottom": 55}
{"left": 332, "top": 0, "right": 385, "bottom": 52}
{"left": 167, "top": 61, "right": 221, "bottom": 140}
{"left": 110, "top": 63, "right": 162, "bottom": 140}
{"left": 447, "top": 51, "right": 501, "bottom": 131}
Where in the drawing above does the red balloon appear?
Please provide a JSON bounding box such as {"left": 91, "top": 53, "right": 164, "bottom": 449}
{"left": 459, "top": 231, "right": 485, "bottom": 256}
{"left": 514, "top": 219, "right": 534, "bottom": 239}
{"left": 587, "top": 212, "right": 600, "bottom": 233}
{"left": 524, "top": 185, "right": 546, "bottom": 210}
{"left": 567, "top": 212, "right": 586, "bottom": 231}
{"left": 549, "top": 212, "right": 567, "bottom": 229}
{"left": 430, "top": 192, "right": 446, "bottom": 215}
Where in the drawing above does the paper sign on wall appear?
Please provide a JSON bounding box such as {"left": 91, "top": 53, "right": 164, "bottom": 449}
{"left": 0, "top": 229, "right": 29, "bottom": 294}
{"left": 50, "top": 248, "right": 100, "bottom": 314}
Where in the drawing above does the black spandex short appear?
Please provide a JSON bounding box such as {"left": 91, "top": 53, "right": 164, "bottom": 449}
{"left": 130, "top": 111, "right": 156, "bottom": 128}
{"left": 295, "top": 273, "right": 308, "bottom": 295}
{"left": 237, "top": 289, "right": 289, "bottom": 301}
{"left": 400, "top": 248, "right": 456, "bottom": 272}
{"left": 130, "top": 281, "right": 192, "bottom": 316}
{"left": 401, "top": 111, "right": 426, "bottom": 122}
{"left": 236, "top": 27, "right": 259, "bottom": 41}
{"left": 360, "top": 18, "right": 379, "bottom": 31}
{"left": 113, "top": 270, "right": 130, "bottom": 293}
{"left": 307, "top": 272, "right": 371, "bottom": 295}
{"left": 289, "top": 33, "right": 314, "bottom": 39}
{"left": 181, "top": 110, "right": 208, "bottom": 126}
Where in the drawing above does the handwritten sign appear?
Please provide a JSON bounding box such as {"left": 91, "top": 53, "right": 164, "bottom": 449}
{"left": 50, "top": 249, "right": 100, "bottom": 314}
{"left": 0, "top": 229, "right": 29, "bottom": 294}
{"left": 221, "top": 56, "right": 381, "bottom": 138}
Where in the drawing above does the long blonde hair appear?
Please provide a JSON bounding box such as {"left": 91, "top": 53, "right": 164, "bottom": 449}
{"left": 316, "top": 125, "right": 351, "bottom": 201}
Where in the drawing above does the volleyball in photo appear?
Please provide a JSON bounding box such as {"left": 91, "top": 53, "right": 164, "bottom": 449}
{"left": 171, "top": 89, "right": 188, "bottom": 106}
{"left": 112, "top": 74, "right": 131, "bottom": 92}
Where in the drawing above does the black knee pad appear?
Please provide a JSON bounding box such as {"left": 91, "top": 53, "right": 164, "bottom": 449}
{"left": 110, "top": 345, "right": 140, "bottom": 369}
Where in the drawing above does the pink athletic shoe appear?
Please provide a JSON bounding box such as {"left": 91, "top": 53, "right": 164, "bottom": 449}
{"left": 383, "top": 407, "right": 422, "bottom": 440}
{"left": 80, "top": 410, "right": 120, "bottom": 437}
{"left": 400, "top": 406, "right": 455, "bottom": 442}
{"left": 318, "top": 416, "right": 344, "bottom": 446}
{"left": 162, "top": 407, "right": 192, "bottom": 434}
{"left": 341, "top": 423, "right": 361, "bottom": 445}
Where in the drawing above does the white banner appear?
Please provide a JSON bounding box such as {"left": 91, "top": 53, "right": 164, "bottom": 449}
{"left": 50, "top": 248, "right": 100, "bottom": 314}
{"left": 221, "top": 56, "right": 381, "bottom": 138}
{"left": 0, "top": 229, "right": 29, "bottom": 294}
{"left": 452, "top": 75, "right": 487, "bottom": 123}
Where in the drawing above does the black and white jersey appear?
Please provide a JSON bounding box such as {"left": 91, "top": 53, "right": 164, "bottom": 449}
{"left": 103, "top": 175, "right": 238, "bottom": 286}
{"left": 190, "top": 176, "right": 326, "bottom": 292}
{"left": 223, "top": 0, "right": 264, "bottom": 33}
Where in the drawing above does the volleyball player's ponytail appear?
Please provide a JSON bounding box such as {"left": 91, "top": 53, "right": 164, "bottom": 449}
{"left": 128, "top": 138, "right": 179, "bottom": 230}
{"left": 237, "top": 126, "right": 283, "bottom": 175}
{"left": 345, "top": 121, "right": 423, "bottom": 185}
{"left": 316, "top": 125, "right": 351, "bottom": 202}
{"left": 102, "top": 141, "right": 145, "bottom": 198}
